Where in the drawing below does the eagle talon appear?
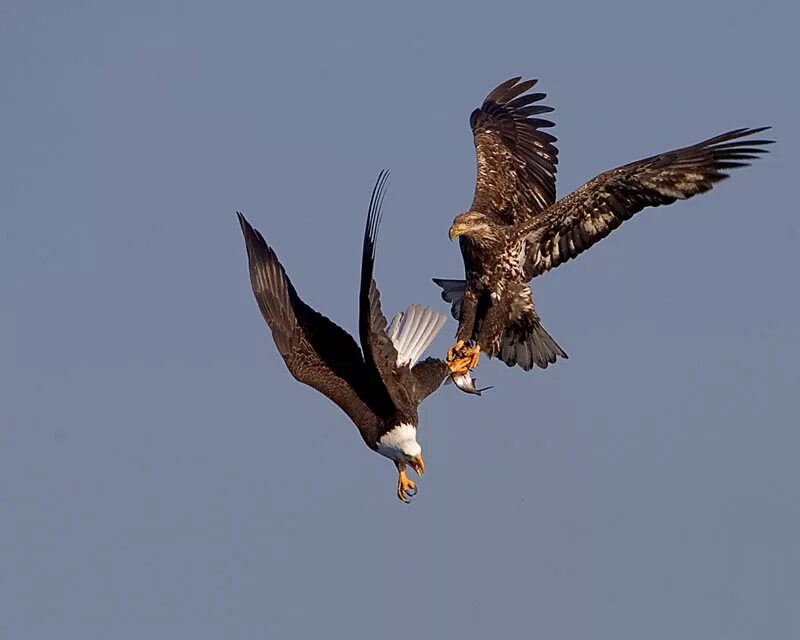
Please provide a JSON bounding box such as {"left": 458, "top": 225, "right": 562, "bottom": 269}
{"left": 465, "top": 344, "right": 481, "bottom": 370}
{"left": 446, "top": 340, "right": 466, "bottom": 363}
{"left": 447, "top": 343, "right": 481, "bottom": 374}
{"left": 396, "top": 468, "right": 418, "bottom": 503}
{"left": 448, "top": 358, "right": 471, "bottom": 376}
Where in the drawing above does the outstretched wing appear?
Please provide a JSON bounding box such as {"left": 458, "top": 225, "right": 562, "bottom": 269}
{"left": 359, "top": 171, "right": 404, "bottom": 387}
{"left": 469, "top": 77, "right": 559, "bottom": 225}
{"left": 238, "top": 213, "right": 386, "bottom": 429}
{"left": 522, "top": 127, "right": 773, "bottom": 279}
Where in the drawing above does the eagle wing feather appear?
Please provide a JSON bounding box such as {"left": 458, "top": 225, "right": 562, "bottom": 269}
{"left": 360, "top": 172, "right": 450, "bottom": 410}
{"left": 521, "top": 127, "right": 773, "bottom": 279}
{"left": 470, "top": 77, "right": 559, "bottom": 224}
{"left": 238, "top": 213, "right": 386, "bottom": 430}
{"left": 409, "top": 358, "right": 450, "bottom": 403}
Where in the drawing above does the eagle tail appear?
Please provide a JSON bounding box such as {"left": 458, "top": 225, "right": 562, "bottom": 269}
{"left": 500, "top": 316, "right": 568, "bottom": 371}
{"left": 387, "top": 304, "right": 447, "bottom": 368}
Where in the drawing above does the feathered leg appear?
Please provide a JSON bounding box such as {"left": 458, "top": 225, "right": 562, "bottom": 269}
{"left": 446, "top": 290, "right": 481, "bottom": 373}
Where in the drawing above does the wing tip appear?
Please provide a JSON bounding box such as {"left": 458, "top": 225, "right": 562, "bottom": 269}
{"left": 364, "top": 170, "right": 391, "bottom": 258}
{"left": 484, "top": 76, "right": 541, "bottom": 106}
{"left": 236, "top": 211, "right": 250, "bottom": 233}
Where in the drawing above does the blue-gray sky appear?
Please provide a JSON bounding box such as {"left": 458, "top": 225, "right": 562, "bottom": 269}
{"left": 1, "top": 1, "right": 797, "bottom": 638}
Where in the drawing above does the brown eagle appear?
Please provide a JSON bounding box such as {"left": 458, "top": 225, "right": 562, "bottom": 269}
{"left": 239, "top": 172, "right": 476, "bottom": 503}
{"left": 438, "top": 77, "right": 772, "bottom": 374}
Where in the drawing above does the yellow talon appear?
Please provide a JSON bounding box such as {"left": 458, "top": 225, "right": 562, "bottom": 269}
{"left": 446, "top": 339, "right": 466, "bottom": 363}
{"left": 396, "top": 469, "right": 418, "bottom": 503}
{"left": 465, "top": 344, "right": 481, "bottom": 370}
{"left": 448, "top": 357, "right": 471, "bottom": 376}
{"left": 446, "top": 343, "right": 481, "bottom": 374}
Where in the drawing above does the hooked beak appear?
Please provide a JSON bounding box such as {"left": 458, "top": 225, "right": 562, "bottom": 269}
{"left": 410, "top": 454, "right": 425, "bottom": 477}
{"left": 449, "top": 223, "right": 468, "bottom": 241}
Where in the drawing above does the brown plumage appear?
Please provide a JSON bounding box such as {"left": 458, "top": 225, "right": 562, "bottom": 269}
{"left": 439, "top": 77, "right": 772, "bottom": 372}
{"left": 239, "top": 172, "right": 453, "bottom": 502}
{"left": 470, "top": 76, "right": 559, "bottom": 221}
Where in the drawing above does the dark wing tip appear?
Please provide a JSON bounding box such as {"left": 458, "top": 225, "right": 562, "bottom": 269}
{"left": 703, "top": 126, "right": 775, "bottom": 148}
{"left": 237, "top": 212, "right": 271, "bottom": 249}
{"left": 485, "top": 76, "right": 522, "bottom": 101}
{"left": 704, "top": 127, "right": 774, "bottom": 172}
{"left": 360, "top": 171, "right": 391, "bottom": 314}
{"left": 743, "top": 125, "right": 773, "bottom": 137}
{"left": 237, "top": 211, "right": 255, "bottom": 245}
{"left": 237, "top": 211, "right": 267, "bottom": 253}
{"left": 483, "top": 76, "right": 540, "bottom": 104}
{"left": 363, "top": 169, "right": 390, "bottom": 263}
{"left": 236, "top": 213, "right": 285, "bottom": 297}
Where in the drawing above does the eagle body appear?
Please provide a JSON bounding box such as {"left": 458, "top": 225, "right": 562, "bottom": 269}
{"left": 447, "top": 211, "right": 566, "bottom": 370}
{"left": 239, "top": 172, "right": 454, "bottom": 502}
{"left": 440, "top": 76, "right": 772, "bottom": 372}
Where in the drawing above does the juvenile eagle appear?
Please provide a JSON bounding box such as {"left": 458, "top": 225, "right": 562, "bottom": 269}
{"left": 239, "top": 172, "right": 471, "bottom": 503}
{"left": 438, "top": 77, "right": 772, "bottom": 374}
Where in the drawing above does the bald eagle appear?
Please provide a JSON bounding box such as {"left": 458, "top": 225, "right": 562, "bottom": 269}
{"left": 439, "top": 77, "right": 772, "bottom": 374}
{"left": 239, "top": 172, "right": 477, "bottom": 503}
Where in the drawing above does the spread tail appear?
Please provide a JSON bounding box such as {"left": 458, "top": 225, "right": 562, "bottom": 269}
{"left": 499, "top": 315, "right": 567, "bottom": 371}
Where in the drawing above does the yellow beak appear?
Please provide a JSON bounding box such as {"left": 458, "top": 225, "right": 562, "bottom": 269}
{"left": 410, "top": 454, "right": 425, "bottom": 477}
{"left": 449, "top": 223, "right": 467, "bottom": 241}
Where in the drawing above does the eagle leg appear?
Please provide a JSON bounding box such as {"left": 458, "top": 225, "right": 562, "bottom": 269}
{"left": 447, "top": 342, "right": 481, "bottom": 375}
{"left": 395, "top": 462, "right": 418, "bottom": 503}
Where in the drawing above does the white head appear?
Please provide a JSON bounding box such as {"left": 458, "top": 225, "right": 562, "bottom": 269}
{"left": 377, "top": 423, "right": 425, "bottom": 475}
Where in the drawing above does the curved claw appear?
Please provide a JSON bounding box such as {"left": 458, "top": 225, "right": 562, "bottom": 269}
{"left": 447, "top": 343, "right": 481, "bottom": 375}
{"left": 463, "top": 344, "right": 481, "bottom": 370}
{"left": 396, "top": 470, "right": 418, "bottom": 504}
{"left": 397, "top": 486, "right": 415, "bottom": 503}
{"left": 446, "top": 340, "right": 466, "bottom": 364}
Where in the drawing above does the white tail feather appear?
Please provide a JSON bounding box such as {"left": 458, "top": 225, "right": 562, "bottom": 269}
{"left": 389, "top": 305, "right": 414, "bottom": 358}
{"left": 387, "top": 312, "right": 403, "bottom": 341}
{"left": 387, "top": 304, "right": 447, "bottom": 367}
{"left": 404, "top": 308, "right": 438, "bottom": 364}
{"left": 395, "top": 305, "right": 425, "bottom": 365}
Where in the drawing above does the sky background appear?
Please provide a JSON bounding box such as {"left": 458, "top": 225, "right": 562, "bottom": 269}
{"left": 1, "top": 1, "right": 797, "bottom": 638}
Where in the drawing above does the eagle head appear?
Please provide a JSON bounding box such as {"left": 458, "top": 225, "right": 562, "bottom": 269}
{"left": 377, "top": 423, "right": 425, "bottom": 475}
{"left": 449, "top": 211, "right": 493, "bottom": 241}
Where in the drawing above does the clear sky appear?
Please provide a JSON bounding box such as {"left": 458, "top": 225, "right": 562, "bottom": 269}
{"left": 1, "top": 1, "right": 797, "bottom": 638}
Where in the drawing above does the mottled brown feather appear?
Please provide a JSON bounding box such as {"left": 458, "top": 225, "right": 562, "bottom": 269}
{"left": 521, "top": 127, "right": 773, "bottom": 279}
{"left": 470, "top": 77, "right": 559, "bottom": 223}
